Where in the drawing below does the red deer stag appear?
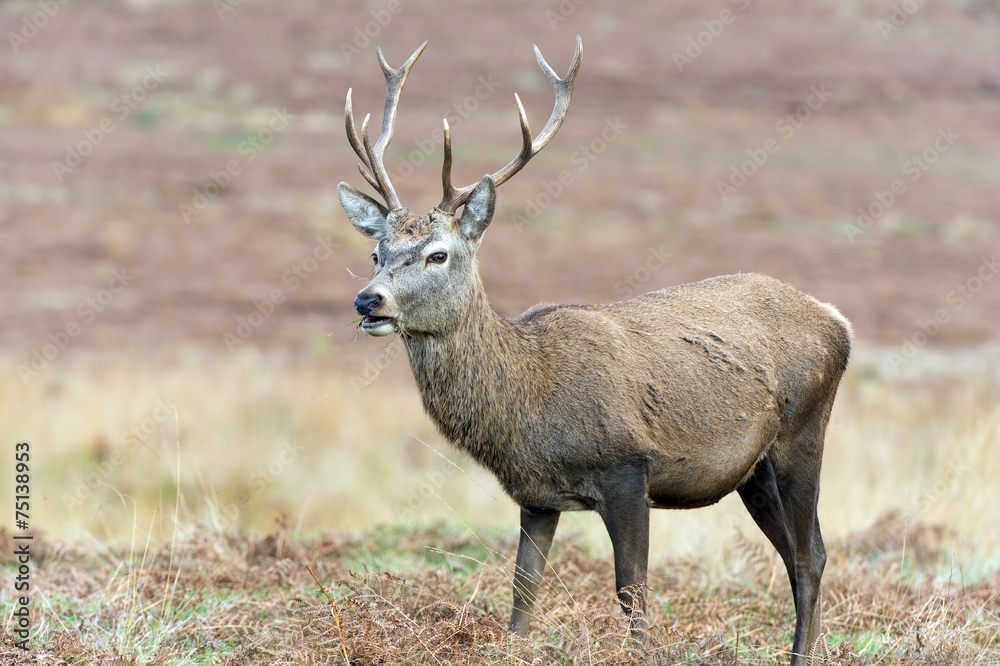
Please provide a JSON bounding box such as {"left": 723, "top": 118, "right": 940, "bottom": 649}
{"left": 337, "top": 38, "right": 852, "bottom": 665}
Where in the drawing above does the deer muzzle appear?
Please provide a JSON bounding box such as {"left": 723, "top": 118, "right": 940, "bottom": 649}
{"left": 355, "top": 289, "right": 398, "bottom": 336}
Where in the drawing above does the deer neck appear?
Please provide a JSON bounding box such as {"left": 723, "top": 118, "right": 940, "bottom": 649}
{"left": 402, "top": 276, "right": 536, "bottom": 479}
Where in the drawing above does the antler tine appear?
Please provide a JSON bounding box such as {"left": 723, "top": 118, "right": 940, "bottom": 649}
{"left": 355, "top": 113, "right": 380, "bottom": 191}
{"left": 370, "top": 41, "right": 428, "bottom": 210}
{"left": 347, "top": 94, "right": 383, "bottom": 193}
{"left": 345, "top": 89, "right": 372, "bottom": 174}
{"left": 441, "top": 118, "right": 454, "bottom": 199}
{"left": 343, "top": 41, "right": 428, "bottom": 211}
{"left": 438, "top": 36, "right": 583, "bottom": 214}
{"left": 373, "top": 41, "right": 428, "bottom": 160}
{"left": 358, "top": 165, "right": 380, "bottom": 191}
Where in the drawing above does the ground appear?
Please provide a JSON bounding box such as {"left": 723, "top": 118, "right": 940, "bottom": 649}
{"left": 1, "top": 518, "right": 997, "bottom": 664}
{"left": 1, "top": 0, "right": 999, "bottom": 663}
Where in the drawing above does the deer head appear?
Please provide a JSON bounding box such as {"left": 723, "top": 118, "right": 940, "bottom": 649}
{"left": 338, "top": 38, "right": 582, "bottom": 337}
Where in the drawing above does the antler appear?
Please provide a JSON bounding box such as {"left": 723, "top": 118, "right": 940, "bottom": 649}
{"left": 438, "top": 36, "right": 583, "bottom": 214}
{"left": 345, "top": 41, "right": 428, "bottom": 211}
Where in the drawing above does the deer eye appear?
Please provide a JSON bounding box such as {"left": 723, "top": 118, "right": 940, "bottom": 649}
{"left": 427, "top": 252, "right": 448, "bottom": 265}
{"left": 371, "top": 253, "right": 378, "bottom": 265}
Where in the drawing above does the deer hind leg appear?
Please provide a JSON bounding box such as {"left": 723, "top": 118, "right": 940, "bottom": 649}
{"left": 738, "top": 457, "right": 798, "bottom": 597}
{"left": 738, "top": 432, "right": 826, "bottom": 666}
{"left": 597, "top": 462, "right": 650, "bottom": 646}
{"left": 509, "top": 509, "right": 560, "bottom": 635}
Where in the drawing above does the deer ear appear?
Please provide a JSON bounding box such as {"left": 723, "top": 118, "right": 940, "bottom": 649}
{"left": 458, "top": 176, "right": 496, "bottom": 243}
{"left": 338, "top": 183, "right": 390, "bottom": 240}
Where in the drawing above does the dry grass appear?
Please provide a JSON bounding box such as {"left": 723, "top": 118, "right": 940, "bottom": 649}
{"left": 1, "top": 518, "right": 997, "bottom": 664}
{"left": 1, "top": 346, "right": 999, "bottom": 662}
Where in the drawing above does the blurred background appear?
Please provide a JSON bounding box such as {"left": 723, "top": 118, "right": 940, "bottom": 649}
{"left": 2, "top": 0, "right": 999, "bottom": 575}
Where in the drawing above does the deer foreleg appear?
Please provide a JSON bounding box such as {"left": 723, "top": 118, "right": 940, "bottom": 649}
{"left": 509, "top": 508, "right": 560, "bottom": 635}
{"left": 598, "top": 462, "right": 651, "bottom": 645}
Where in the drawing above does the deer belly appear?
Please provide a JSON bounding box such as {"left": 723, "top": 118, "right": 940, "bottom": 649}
{"left": 505, "top": 482, "right": 599, "bottom": 513}
{"left": 646, "top": 410, "right": 779, "bottom": 509}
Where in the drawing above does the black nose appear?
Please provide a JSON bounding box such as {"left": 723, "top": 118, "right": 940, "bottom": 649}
{"left": 354, "top": 291, "right": 381, "bottom": 316}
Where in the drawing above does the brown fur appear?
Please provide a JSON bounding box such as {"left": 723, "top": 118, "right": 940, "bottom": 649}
{"left": 338, "top": 38, "right": 850, "bottom": 665}
{"left": 404, "top": 271, "right": 851, "bottom": 514}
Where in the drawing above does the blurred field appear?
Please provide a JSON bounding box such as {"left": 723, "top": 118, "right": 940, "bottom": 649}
{"left": 2, "top": 0, "right": 1000, "bottom": 662}
{"left": 3, "top": 350, "right": 1000, "bottom": 571}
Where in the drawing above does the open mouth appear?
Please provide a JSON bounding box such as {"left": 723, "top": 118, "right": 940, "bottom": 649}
{"left": 360, "top": 316, "right": 397, "bottom": 335}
